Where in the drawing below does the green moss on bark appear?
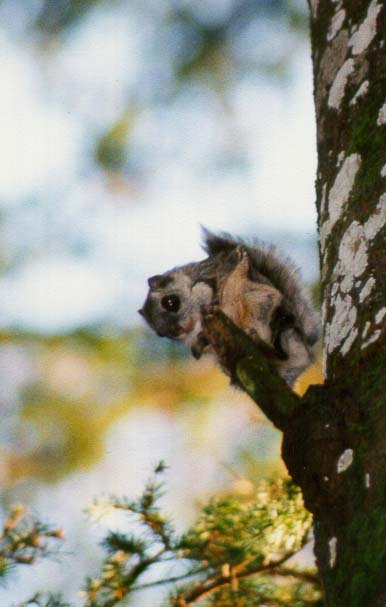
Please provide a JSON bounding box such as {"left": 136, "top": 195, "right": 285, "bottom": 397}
{"left": 322, "top": 486, "right": 386, "bottom": 607}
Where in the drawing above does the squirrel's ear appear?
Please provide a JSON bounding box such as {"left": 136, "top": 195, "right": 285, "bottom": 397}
{"left": 148, "top": 274, "right": 173, "bottom": 289}
{"left": 235, "top": 246, "right": 246, "bottom": 262}
{"left": 228, "top": 246, "right": 248, "bottom": 266}
{"left": 148, "top": 275, "right": 162, "bottom": 288}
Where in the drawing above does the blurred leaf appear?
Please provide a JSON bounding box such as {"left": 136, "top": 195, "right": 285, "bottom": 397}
{"left": 34, "top": 0, "right": 111, "bottom": 35}
{"left": 0, "top": 325, "right": 322, "bottom": 485}
{"left": 0, "top": 329, "right": 229, "bottom": 484}
{"left": 164, "top": 0, "right": 308, "bottom": 89}
{"left": 95, "top": 109, "right": 138, "bottom": 173}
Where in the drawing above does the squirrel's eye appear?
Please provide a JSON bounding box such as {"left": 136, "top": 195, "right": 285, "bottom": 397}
{"left": 161, "top": 294, "right": 180, "bottom": 313}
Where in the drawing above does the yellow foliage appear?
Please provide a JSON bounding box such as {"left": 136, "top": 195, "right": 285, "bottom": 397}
{"left": 131, "top": 358, "right": 228, "bottom": 411}
{"left": 0, "top": 329, "right": 324, "bottom": 487}
{"left": 293, "top": 353, "right": 324, "bottom": 396}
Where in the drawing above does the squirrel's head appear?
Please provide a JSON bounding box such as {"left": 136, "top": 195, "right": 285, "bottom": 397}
{"left": 139, "top": 270, "right": 213, "bottom": 345}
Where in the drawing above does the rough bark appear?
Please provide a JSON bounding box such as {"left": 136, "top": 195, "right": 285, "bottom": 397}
{"left": 309, "top": 0, "right": 386, "bottom": 604}
{"left": 204, "top": 2, "right": 386, "bottom": 605}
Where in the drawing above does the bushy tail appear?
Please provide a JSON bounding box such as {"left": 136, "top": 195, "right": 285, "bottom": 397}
{"left": 201, "top": 227, "right": 319, "bottom": 347}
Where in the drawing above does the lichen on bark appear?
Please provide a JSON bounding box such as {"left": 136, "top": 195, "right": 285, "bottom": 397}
{"left": 309, "top": 0, "right": 386, "bottom": 604}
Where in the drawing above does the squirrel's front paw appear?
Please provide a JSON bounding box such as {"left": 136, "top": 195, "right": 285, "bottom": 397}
{"left": 200, "top": 303, "right": 220, "bottom": 319}
{"left": 191, "top": 331, "right": 210, "bottom": 359}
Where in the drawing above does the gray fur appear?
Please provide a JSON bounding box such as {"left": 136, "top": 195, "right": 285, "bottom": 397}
{"left": 139, "top": 229, "right": 319, "bottom": 386}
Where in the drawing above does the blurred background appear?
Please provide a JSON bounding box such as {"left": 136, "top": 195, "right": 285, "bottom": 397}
{"left": 0, "top": 0, "right": 321, "bottom": 604}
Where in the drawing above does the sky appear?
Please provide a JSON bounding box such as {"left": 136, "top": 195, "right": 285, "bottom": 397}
{"left": 0, "top": 6, "right": 318, "bottom": 334}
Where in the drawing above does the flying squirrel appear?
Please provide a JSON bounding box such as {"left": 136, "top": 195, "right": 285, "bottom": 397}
{"left": 139, "top": 229, "right": 319, "bottom": 387}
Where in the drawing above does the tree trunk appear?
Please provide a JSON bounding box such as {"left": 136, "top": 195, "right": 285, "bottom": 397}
{"left": 306, "top": 1, "right": 386, "bottom": 605}
{"left": 203, "top": 2, "right": 386, "bottom": 605}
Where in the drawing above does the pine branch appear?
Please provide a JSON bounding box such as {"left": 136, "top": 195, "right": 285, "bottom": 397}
{"left": 16, "top": 593, "right": 70, "bottom": 607}
{"left": 130, "top": 566, "right": 207, "bottom": 591}
{"left": 0, "top": 505, "right": 63, "bottom": 579}
{"left": 9, "top": 466, "right": 319, "bottom": 607}
{"left": 273, "top": 566, "right": 320, "bottom": 584}
{"left": 172, "top": 552, "right": 303, "bottom": 605}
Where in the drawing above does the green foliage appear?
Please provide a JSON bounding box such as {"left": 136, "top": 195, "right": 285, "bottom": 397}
{"left": 3, "top": 465, "right": 321, "bottom": 606}
{"left": 198, "top": 575, "right": 322, "bottom": 607}
{"left": 181, "top": 480, "right": 311, "bottom": 567}
{"left": 83, "top": 465, "right": 320, "bottom": 606}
